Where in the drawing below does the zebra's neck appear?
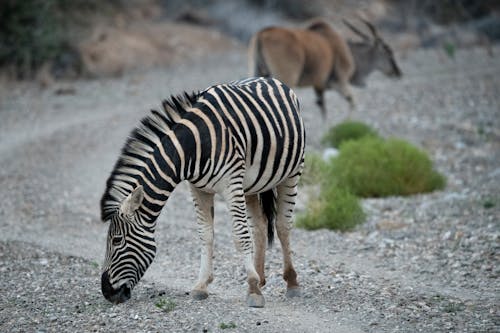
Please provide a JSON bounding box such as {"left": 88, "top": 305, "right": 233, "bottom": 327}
{"left": 101, "top": 93, "right": 205, "bottom": 224}
{"left": 132, "top": 130, "right": 195, "bottom": 223}
{"left": 102, "top": 132, "right": 194, "bottom": 225}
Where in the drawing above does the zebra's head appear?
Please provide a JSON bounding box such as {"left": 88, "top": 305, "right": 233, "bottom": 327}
{"left": 101, "top": 185, "right": 157, "bottom": 304}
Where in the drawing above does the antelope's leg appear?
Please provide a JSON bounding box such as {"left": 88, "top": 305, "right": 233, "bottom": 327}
{"left": 190, "top": 186, "right": 215, "bottom": 300}
{"left": 246, "top": 194, "right": 268, "bottom": 287}
{"left": 314, "top": 86, "right": 327, "bottom": 119}
{"left": 339, "top": 80, "right": 355, "bottom": 111}
{"left": 223, "top": 183, "right": 264, "bottom": 308}
{"left": 275, "top": 174, "right": 301, "bottom": 297}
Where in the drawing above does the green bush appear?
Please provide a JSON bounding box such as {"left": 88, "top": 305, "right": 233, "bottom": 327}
{"left": 296, "top": 186, "right": 365, "bottom": 231}
{"left": 299, "top": 152, "right": 329, "bottom": 186}
{"left": 154, "top": 297, "right": 176, "bottom": 313}
{"left": 321, "top": 121, "right": 379, "bottom": 148}
{"left": 298, "top": 152, "right": 365, "bottom": 231}
{"left": 297, "top": 127, "right": 446, "bottom": 231}
{"left": 219, "top": 322, "right": 237, "bottom": 329}
{"left": 0, "top": 0, "right": 123, "bottom": 78}
{"left": 330, "top": 137, "right": 446, "bottom": 197}
{"left": 0, "top": 0, "right": 64, "bottom": 77}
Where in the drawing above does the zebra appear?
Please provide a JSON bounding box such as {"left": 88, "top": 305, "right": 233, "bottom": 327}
{"left": 100, "top": 77, "right": 305, "bottom": 308}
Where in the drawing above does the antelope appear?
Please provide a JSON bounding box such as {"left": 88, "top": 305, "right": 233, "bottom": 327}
{"left": 249, "top": 18, "right": 402, "bottom": 117}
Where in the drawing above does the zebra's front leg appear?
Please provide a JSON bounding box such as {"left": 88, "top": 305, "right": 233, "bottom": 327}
{"left": 276, "top": 175, "right": 301, "bottom": 298}
{"left": 190, "top": 186, "right": 215, "bottom": 300}
{"left": 224, "top": 185, "right": 264, "bottom": 308}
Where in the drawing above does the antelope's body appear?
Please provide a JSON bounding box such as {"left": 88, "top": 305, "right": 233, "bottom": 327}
{"left": 250, "top": 19, "right": 402, "bottom": 116}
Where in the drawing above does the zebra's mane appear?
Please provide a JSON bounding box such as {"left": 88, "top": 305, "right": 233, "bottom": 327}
{"left": 100, "top": 91, "right": 199, "bottom": 221}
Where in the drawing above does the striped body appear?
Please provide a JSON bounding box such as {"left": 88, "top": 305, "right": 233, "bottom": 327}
{"left": 190, "top": 77, "right": 304, "bottom": 194}
{"left": 100, "top": 77, "right": 305, "bottom": 306}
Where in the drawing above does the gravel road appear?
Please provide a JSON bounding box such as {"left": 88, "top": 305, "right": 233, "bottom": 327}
{"left": 0, "top": 46, "right": 499, "bottom": 332}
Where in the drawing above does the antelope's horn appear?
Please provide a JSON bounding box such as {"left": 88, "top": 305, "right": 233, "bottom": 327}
{"left": 360, "top": 18, "right": 379, "bottom": 39}
{"left": 342, "top": 19, "right": 370, "bottom": 41}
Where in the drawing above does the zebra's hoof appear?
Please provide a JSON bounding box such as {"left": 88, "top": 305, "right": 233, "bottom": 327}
{"left": 191, "top": 289, "right": 209, "bottom": 300}
{"left": 247, "top": 293, "right": 265, "bottom": 308}
{"left": 285, "top": 287, "right": 301, "bottom": 298}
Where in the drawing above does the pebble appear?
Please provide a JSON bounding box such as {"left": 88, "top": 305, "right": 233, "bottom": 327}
{"left": 0, "top": 43, "right": 499, "bottom": 333}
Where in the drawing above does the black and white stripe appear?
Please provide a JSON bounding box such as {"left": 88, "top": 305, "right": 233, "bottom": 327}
{"left": 100, "top": 77, "right": 305, "bottom": 305}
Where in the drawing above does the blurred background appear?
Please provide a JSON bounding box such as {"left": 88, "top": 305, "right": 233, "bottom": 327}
{"left": 1, "top": 2, "right": 499, "bottom": 332}
{"left": 1, "top": 0, "right": 499, "bottom": 80}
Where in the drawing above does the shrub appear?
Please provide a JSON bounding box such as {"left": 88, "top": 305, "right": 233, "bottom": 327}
{"left": 154, "top": 297, "right": 176, "bottom": 313}
{"left": 0, "top": 0, "right": 64, "bottom": 77}
{"left": 482, "top": 198, "right": 495, "bottom": 209}
{"left": 0, "top": 0, "right": 123, "bottom": 78}
{"left": 298, "top": 152, "right": 365, "bottom": 231}
{"left": 330, "top": 137, "right": 446, "bottom": 197}
{"left": 321, "top": 121, "right": 379, "bottom": 148}
{"left": 299, "top": 152, "right": 329, "bottom": 186}
{"left": 296, "top": 186, "right": 365, "bottom": 231}
{"left": 219, "top": 322, "right": 237, "bottom": 329}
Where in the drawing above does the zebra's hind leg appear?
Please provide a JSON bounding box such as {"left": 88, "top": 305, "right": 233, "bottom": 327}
{"left": 276, "top": 174, "right": 301, "bottom": 298}
{"left": 223, "top": 183, "right": 264, "bottom": 308}
{"left": 190, "top": 186, "right": 215, "bottom": 300}
{"left": 246, "top": 194, "right": 267, "bottom": 287}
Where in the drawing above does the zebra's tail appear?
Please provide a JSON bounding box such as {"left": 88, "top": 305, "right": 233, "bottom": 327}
{"left": 259, "top": 189, "right": 277, "bottom": 247}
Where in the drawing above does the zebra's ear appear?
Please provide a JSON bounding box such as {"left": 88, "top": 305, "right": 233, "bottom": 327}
{"left": 120, "top": 185, "right": 144, "bottom": 216}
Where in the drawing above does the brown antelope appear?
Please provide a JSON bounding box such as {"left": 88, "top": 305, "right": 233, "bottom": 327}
{"left": 249, "top": 18, "right": 402, "bottom": 117}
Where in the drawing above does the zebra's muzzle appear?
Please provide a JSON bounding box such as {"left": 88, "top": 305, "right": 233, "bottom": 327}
{"left": 101, "top": 271, "right": 131, "bottom": 304}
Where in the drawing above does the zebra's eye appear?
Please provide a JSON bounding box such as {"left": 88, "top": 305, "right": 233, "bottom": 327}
{"left": 112, "top": 236, "right": 123, "bottom": 246}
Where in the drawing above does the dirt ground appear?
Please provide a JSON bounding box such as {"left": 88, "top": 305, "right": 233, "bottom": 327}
{"left": 0, "top": 43, "right": 499, "bottom": 332}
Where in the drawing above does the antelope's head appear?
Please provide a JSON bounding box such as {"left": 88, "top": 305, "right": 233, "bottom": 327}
{"left": 344, "top": 18, "right": 402, "bottom": 78}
